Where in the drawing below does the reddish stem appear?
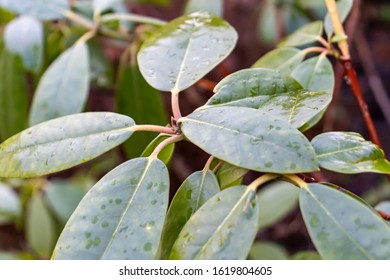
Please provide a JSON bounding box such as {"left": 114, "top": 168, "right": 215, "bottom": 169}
{"left": 340, "top": 58, "right": 382, "bottom": 147}
{"left": 377, "top": 210, "right": 390, "bottom": 221}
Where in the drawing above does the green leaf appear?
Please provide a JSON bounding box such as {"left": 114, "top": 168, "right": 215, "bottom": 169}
{"left": 170, "top": 185, "right": 259, "bottom": 260}
{"left": 290, "top": 251, "right": 322, "bottom": 260}
{"left": 204, "top": 68, "right": 330, "bottom": 130}
{"left": 140, "top": 134, "right": 175, "bottom": 164}
{"left": 117, "top": 61, "right": 168, "bottom": 159}
{"left": 217, "top": 162, "right": 248, "bottom": 190}
{"left": 29, "top": 42, "right": 90, "bottom": 125}
{"left": 312, "top": 132, "right": 390, "bottom": 174}
{"left": 26, "top": 193, "right": 56, "bottom": 258}
{"left": 88, "top": 40, "right": 114, "bottom": 88}
{"left": 278, "top": 21, "right": 323, "bottom": 47}
{"left": 4, "top": 16, "right": 43, "bottom": 72}
{"left": 0, "top": 112, "right": 134, "bottom": 178}
{"left": 179, "top": 106, "right": 318, "bottom": 173}
{"left": 159, "top": 170, "right": 220, "bottom": 259}
{"left": 0, "top": 48, "right": 28, "bottom": 141}
{"left": 45, "top": 180, "right": 89, "bottom": 225}
{"left": 185, "top": 0, "right": 223, "bottom": 17}
{"left": 0, "top": 0, "right": 69, "bottom": 20}
{"left": 291, "top": 55, "right": 335, "bottom": 93}
{"left": 53, "top": 157, "right": 169, "bottom": 259}
{"left": 93, "top": 0, "right": 124, "bottom": 12}
{"left": 257, "top": 0, "right": 278, "bottom": 45}
{"left": 0, "top": 182, "right": 21, "bottom": 224}
{"left": 252, "top": 47, "right": 305, "bottom": 75}
{"left": 257, "top": 181, "right": 299, "bottom": 231}
{"left": 300, "top": 183, "right": 390, "bottom": 260}
{"left": 138, "top": 11, "right": 237, "bottom": 92}
{"left": 324, "top": 0, "right": 353, "bottom": 36}
{"left": 248, "top": 242, "right": 288, "bottom": 260}
{"left": 376, "top": 201, "right": 390, "bottom": 213}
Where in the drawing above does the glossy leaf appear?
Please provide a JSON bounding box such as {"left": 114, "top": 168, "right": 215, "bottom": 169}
{"left": 185, "top": 0, "right": 223, "bottom": 17}
{"left": 252, "top": 47, "right": 305, "bottom": 75}
{"left": 140, "top": 134, "right": 175, "bottom": 164}
{"left": 4, "top": 16, "right": 43, "bottom": 72}
{"left": 0, "top": 48, "right": 28, "bottom": 141}
{"left": 0, "top": 182, "right": 21, "bottom": 224}
{"left": 93, "top": 0, "right": 124, "bottom": 11}
{"left": 217, "top": 162, "right": 248, "bottom": 190}
{"left": 26, "top": 194, "right": 56, "bottom": 258}
{"left": 117, "top": 61, "right": 168, "bottom": 159}
{"left": 324, "top": 0, "right": 353, "bottom": 36}
{"left": 138, "top": 11, "right": 237, "bottom": 92}
{"left": 0, "top": 112, "right": 134, "bottom": 178}
{"left": 180, "top": 106, "right": 318, "bottom": 173}
{"left": 257, "top": 181, "right": 299, "bottom": 231}
{"left": 278, "top": 21, "right": 323, "bottom": 47}
{"left": 159, "top": 170, "right": 220, "bottom": 259}
{"left": 204, "top": 68, "right": 330, "bottom": 129}
{"left": 170, "top": 185, "right": 259, "bottom": 260}
{"left": 29, "top": 42, "right": 90, "bottom": 125}
{"left": 53, "top": 157, "right": 169, "bottom": 259}
{"left": 0, "top": 0, "right": 69, "bottom": 20}
{"left": 248, "top": 242, "right": 288, "bottom": 260}
{"left": 290, "top": 251, "right": 322, "bottom": 260}
{"left": 300, "top": 183, "right": 390, "bottom": 259}
{"left": 291, "top": 55, "right": 335, "bottom": 93}
{"left": 312, "top": 132, "right": 390, "bottom": 174}
{"left": 45, "top": 180, "right": 89, "bottom": 225}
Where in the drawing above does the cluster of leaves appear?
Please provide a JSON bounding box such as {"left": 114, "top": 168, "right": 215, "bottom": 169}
{"left": 0, "top": 0, "right": 390, "bottom": 260}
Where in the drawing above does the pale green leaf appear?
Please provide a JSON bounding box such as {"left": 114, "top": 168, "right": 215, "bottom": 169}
{"left": 138, "top": 11, "right": 237, "bottom": 92}
{"left": 26, "top": 194, "right": 56, "bottom": 258}
{"left": 324, "top": 0, "right": 353, "bottom": 36}
{"left": 257, "top": 181, "right": 299, "bottom": 230}
{"left": 179, "top": 106, "right": 318, "bottom": 173}
{"left": 376, "top": 201, "right": 390, "bottom": 213}
{"left": 0, "top": 48, "right": 28, "bottom": 141}
{"left": 0, "top": 0, "right": 69, "bottom": 20}
{"left": 170, "top": 185, "right": 259, "bottom": 260}
{"left": 0, "top": 112, "right": 134, "bottom": 178}
{"left": 249, "top": 242, "right": 288, "bottom": 260}
{"left": 252, "top": 47, "right": 305, "bottom": 75}
{"left": 0, "top": 182, "right": 21, "bottom": 224}
{"left": 257, "top": 0, "right": 278, "bottom": 45}
{"left": 312, "top": 132, "right": 390, "bottom": 174}
{"left": 29, "top": 43, "right": 90, "bottom": 125}
{"left": 278, "top": 21, "right": 323, "bottom": 47}
{"left": 185, "top": 0, "right": 223, "bottom": 17}
{"left": 204, "top": 68, "right": 330, "bottom": 129}
{"left": 53, "top": 157, "right": 169, "bottom": 259}
{"left": 93, "top": 0, "right": 124, "bottom": 11}
{"left": 159, "top": 170, "right": 220, "bottom": 259}
{"left": 4, "top": 16, "right": 43, "bottom": 72}
{"left": 300, "top": 183, "right": 390, "bottom": 259}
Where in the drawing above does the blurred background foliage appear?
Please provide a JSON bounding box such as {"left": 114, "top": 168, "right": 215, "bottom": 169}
{"left": 0, "top": 0, "right": 389, "bottom": 260}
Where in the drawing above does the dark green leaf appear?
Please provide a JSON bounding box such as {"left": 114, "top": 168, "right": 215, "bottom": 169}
{"left": 290, "top": 251, "right": 322, "bottom": 260}
{"left": 252, "top": 47, "right": 305, "bottom": 75}
{"left": 185, "top": 0, "right": 223, "bottom": 17}
{"left": 26, "top": 193, "right": 56, "bottom": 258}
{"left": 0, "top": 48, "right": 28, "bottom": 141}
{"left": 278, "top": 21, "right": 323, "bottom": 47}
{"left": 29, "top": 42, "right": 90, "bottom": 125}
{"left": 0, "top": 112, "right": 134, "bottom": 178}
{"left": 117, "top": 61, "right": 168, "bottom": 159}
{"left": 217, "top": 162, "right": 247, "bottom": 190}
{"left": 88, "top": 40, "right": 114, "bottom": 88}
{"left": 4, "top": 15, "right": 43, "bottom": 72}
{"left": 0, "top": 0, "right": 69, "bottom": 20}
{"left": 53, "top": 157, "right": 169, "bottom": 259}
{"left": 204, "top": 68, "right": 330, "bottom": 129}
{"left": 257, "top": 181, "right": 299, "bottom": 231}
{"left": 159, "top": 170, "right": 220, "bottom": 259}
{"left": 138, "top": 11, "right": 237, "bottom": 92}
{"left": 170, "top": 185, "right": 259, "bottom": 260}
{"left": 324, "top": 0, "right": 353, "bottom": 36}
{"left": 300, "top": 183, "right": 390, "bottom": 259}
{"left": 140, "top": 134, "right": 175, "bottom": 164}
{"left": 179, "top": 106, "right": 318, "bottom": 173}
{"left": 249, "top": 242, "right": 288, "bottom": 260}
{"left": 312, "top": 132, "right": 390, "bottom": 174}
